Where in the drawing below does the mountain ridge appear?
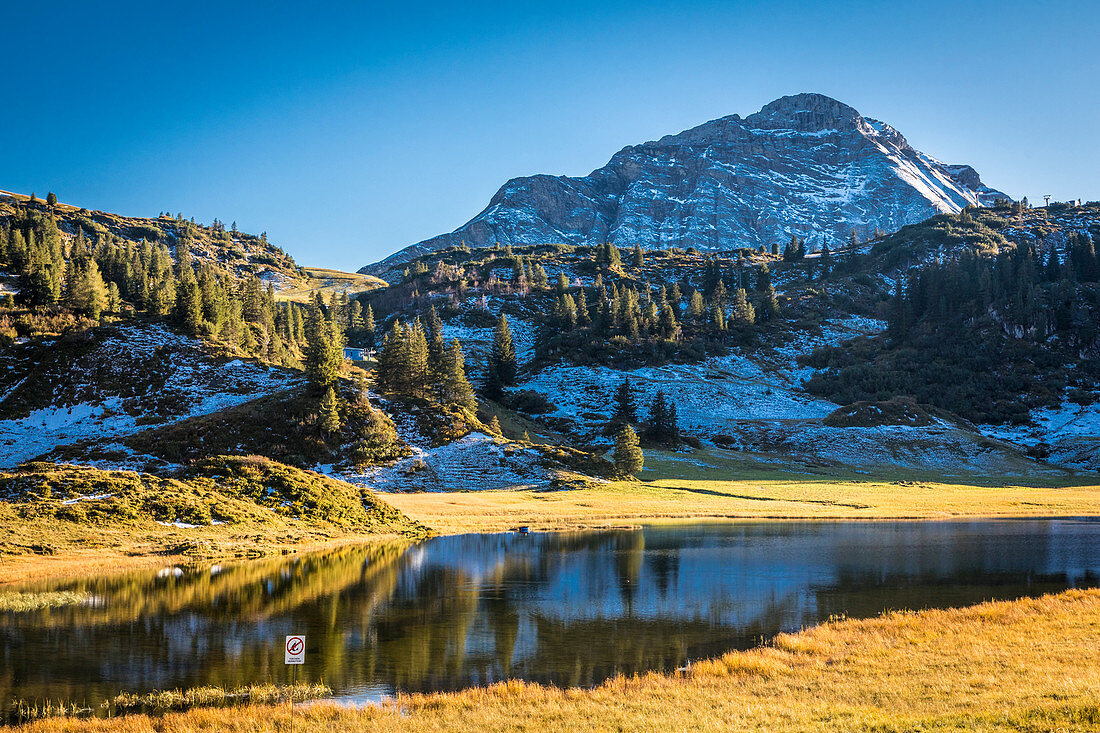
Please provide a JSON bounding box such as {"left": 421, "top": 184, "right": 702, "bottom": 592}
{"left": 364, "top": 93, "right": 1009, "bottom": 277}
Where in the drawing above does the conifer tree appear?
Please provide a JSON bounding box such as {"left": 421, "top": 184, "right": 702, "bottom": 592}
{"left": 576, "top": 288, "right": 590, "bottom": 325}
{"left": 730, "top": 288, "right": 756, "bottom": 325}
{"left": 363, "top": 304, "right": 376, "bottom": 346}
{"left": 633, "top": 243, "right": 645, "bottom": 267}
{"left": 438, "top": 338, "right": 477, "bottom": 409}
{"left": 318, "top": 385, "right": 342, "bottom": 434}
{"left": 375, "top": 319, "right": 405, "bottom": 393}
{"left": 485, "top": 313, "right": 517, "bottom": 397}
{"left": 70, "top": 259, "right": 109, "bottom": 319}
{"left": 613, "top": 424, "right": 644, "bottom": 476}
{"left": 487, "top": 415, "right": 502, "bottom": 436}
{"left": 642, "top": 390, "right": 680, "bottom": 446}
{"left": 305, "top": 301, "right": 345, "bottom": 389}
{"left": 556, "top": 272, "right": 570, "bottom": 293}
{"left": 760, "top": 282, "right": 780, "bottom": 320}
{"left": 611, "top": 378, "right": 638, "bottom": 425}
{"left": 688, "top": 289, "right": 705, "bottom": 320}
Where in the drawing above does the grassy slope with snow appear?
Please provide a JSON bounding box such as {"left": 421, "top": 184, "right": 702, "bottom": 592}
{"left": 0, "top": 323, "right": 298, "bottom": 468}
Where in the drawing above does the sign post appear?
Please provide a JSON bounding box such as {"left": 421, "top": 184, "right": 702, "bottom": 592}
{"left": 285, "top": 635, "right": 305, "bottom": 665}
{"left": 285, "top": 635, "right": 305, "bottom": 732}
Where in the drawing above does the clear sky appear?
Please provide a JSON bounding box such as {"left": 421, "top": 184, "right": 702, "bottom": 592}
{"left": 3, "top": 1, "right": 1096, "bottom": 271}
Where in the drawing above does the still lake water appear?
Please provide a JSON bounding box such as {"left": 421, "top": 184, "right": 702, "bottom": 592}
{"left": 2, "top": 519, "right": 1099, "bottom": 711}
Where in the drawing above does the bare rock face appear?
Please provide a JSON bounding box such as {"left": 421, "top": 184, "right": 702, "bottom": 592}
{"left": 365, "top": 93, "right": 1009, "bottom": 274}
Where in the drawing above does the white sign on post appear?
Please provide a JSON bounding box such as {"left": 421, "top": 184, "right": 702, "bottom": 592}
{"left": 285, "top": 634, "right": 305, "bottom": 665}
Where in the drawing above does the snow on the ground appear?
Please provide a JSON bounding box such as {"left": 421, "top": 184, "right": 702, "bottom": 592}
{"left": 979, "top": 399, "right": 1100, "bottom": 472}
{"left": 337, "top": 433, "right": 552, "bottom": 492}
{"left": 61, "top": 492, "right": 113, "bottom": 505}
{"left": 717, "top": 419, "right": 1049, "bottom": 476}
{"left": 440, "top": 317, "right": 536, "bottom": 361}
{"left": 0, "top": 323, "right": 297, "bottom": 468}
{"left": 521, "top": 316, "right": 884, "bottom": 438}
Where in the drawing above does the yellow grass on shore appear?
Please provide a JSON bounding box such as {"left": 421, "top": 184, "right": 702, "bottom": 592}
{"left": 382, "top": 467, "right": 1100, "bottom": 534}
{"left": 10, "top": 588, "right": 1099, "bottom": 732}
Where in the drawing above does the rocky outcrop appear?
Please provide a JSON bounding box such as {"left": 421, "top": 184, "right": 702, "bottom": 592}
{"left": 365, "top": 93, "right": 1009, "bottom": 275}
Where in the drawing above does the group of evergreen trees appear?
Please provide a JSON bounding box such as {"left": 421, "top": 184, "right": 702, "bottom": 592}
{"left": 536, "top": 264, "right": 779, "bottom": 363}
{"left": 807, "top": 233, "right": 1100, "bottom": 423}
{"left": 608, "top": 378, "right": 683, "bottom": 476}
{"left": 374, "top": 306, "right": 476, "bottom": 411}
{"left": 0, "top": 207, "right": 388, "bottom": 372}
{"left": 608, "top": 379, "right": 680, "bottom": 444}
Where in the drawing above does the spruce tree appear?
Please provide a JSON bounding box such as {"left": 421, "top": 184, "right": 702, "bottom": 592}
{"left": 611, "top": 378, "right": 638, "bottom": 425}
{"left": 439, "top": 338, "right": 477, "bottom": 409}
{"left": 731, "top": 288, "right": 756, "bottom": 325}
{"left": 318, "top": 385, "right": 342, "bottom": 434}
{"left": 363, "top": 304, "right": 376, "bottom": 346}
{"left": 613, "top": 424, "right": 644, "bottom": 476}
{"left": 305, "top": 302, "right": 344, "bottom": 389}
{"left": 485, "top": 313, "right": 517, "bottom": 397}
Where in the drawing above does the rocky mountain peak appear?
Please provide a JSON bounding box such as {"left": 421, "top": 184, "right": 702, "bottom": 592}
{"left": 364, "top": 94, "right": 1011, "bottom": 276}
{"left": 743, "top": 92, "right": 863, "bottom": 133}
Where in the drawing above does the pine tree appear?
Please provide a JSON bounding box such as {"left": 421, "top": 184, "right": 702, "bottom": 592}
{"left": 760, "top": 282, "right": 780, "bottom": 320}
{"left": 612, "top": 378, "right": 638, "bottom": 426}
{"left": 688, "top": 289, "right": 705, "bottom": 320}
{"left": 363, "top": 304, "right": 376, "bottom": 346}
{"left": 375, "top": 319, "right": 405, "bottom": 393}
{"left": 613, "top": 425, "right": 644, "bottom": 476}
{"left": 318, "top": 385, "right": 342, "bottom": 434}
{"left": 439, "top": 338, "right": 477, "bottom": 409}
{"left": 730, "top": 288, "right": 755, "bottom": 325}
{"left": 487, "top": 415, "right": 502, "bottom": 436}
{"left": 485, "top": 313, "right": 517, "bottom": 397}
{"left": 633, "top": 243, "right": 645, "bottom": 267}
{"left": 70, "top": 259, "right": 109, "bottom": 319}
{"left": 642, "top": 390, "right": 680, "bottom": 446}
{"left": 305, "top": 301, "right": 345, "bottom": 389}
{"left": 576, "top": 288, "right": 590, "bottom": 325}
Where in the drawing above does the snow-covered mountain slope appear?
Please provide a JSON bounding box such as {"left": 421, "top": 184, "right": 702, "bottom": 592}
{"left": 366, "top": 93, "right": 1009, "bottom": 276}
{"left": 0, "top": 323, "right": 299, "bottom": 468}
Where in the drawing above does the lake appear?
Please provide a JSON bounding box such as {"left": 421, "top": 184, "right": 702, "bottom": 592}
{"left": 2, "top": 519, "right": 1098, "bottom": 714}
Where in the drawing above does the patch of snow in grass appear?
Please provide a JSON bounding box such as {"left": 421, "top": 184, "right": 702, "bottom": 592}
{"left": 61, "top": 492, "right": 114, "bottom": 505}
{"left": 341, "top": 433, "right": 552, "bottom": 492}
{"left": 0, "top": 323, "right": 298, "bottom": 467}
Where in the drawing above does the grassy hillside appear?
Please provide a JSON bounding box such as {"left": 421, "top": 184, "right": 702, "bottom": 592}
{"left": 0, "top": 190, "right": 302, "bottom": 282}
{"left": 275, "top": 267, "right": 387, "bottom": 304}
{"left": 0, "top": 458, "right": 429, "bottom": 580}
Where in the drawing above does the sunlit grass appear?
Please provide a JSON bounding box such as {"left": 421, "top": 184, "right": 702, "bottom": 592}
{"left": 0, "top": 591, "right": 90, "bottom": 612}
{"left": 383, "top": 457, "right": 1100, "bottom": 534}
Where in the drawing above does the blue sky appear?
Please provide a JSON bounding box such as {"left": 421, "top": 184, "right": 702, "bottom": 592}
{"left": 2, "top": 1, "right": 1096, "bottom": 270}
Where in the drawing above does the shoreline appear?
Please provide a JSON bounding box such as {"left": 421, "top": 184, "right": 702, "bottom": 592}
{"left": 0, "top": 532, "right": 409, "bottom": 587}
{"left": 4, "top": 469, "right": 1099, "bottom": 586}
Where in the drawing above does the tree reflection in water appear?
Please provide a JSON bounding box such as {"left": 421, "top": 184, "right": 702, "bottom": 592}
{"left": 2, "top": 519, "right": 1098, "bottom": 713}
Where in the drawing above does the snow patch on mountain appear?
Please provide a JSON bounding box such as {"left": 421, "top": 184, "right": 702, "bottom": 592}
{"left": 367, "top": 93, "right": 1009, "bottom": 275}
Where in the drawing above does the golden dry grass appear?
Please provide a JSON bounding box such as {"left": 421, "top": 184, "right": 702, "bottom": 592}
{"left": 275, "top": 268, "right": 386, "bottom": 304}
{"left": 11, "top": 589, "right": 1100, "bottom": 731}
{"left": 382, "top": 467, "right": 1100, "bottom": 534}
